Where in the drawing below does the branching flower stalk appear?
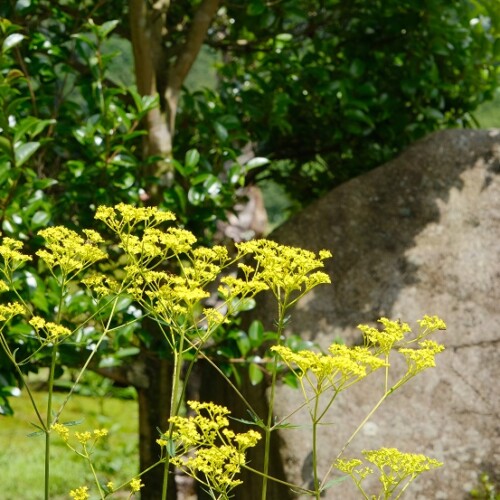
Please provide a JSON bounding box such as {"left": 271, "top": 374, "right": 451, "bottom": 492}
{"left": 229, "top": 241, "right": 332, "bottom": 500}
{"left": 318, "top": 317, "right": 446, "bottom": 493}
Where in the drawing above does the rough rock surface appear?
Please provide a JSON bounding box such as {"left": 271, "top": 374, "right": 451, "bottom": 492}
{"left": 259, "top": 129, "right": 500, "bottom": 499}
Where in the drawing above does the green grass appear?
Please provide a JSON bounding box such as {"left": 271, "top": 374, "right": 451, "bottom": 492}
{"left": 474, "top": 88, "right": 500, "bottom": 128}
{"left": 0, "top": 389, "right": 138, "bottom": 499}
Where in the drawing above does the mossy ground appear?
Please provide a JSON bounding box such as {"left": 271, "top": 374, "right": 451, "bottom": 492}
{"left": 0, "top": 388, "right": 138, "bottom": 499}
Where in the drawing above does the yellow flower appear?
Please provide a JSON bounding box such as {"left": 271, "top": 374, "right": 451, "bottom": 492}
{"left": 0, "top": 237, "right": 32, "bottom": 272}
{"left": 69, "top": 486, "right": 89, "bottom": 500}
{"left": 167, "top": 401, "right": 261, "bottom": 496}
{"left": 129, "top": 477, "right": 144, "bottom": 492}
{"left": 0, "top": 302, "right": 25, "bottom": 321}
{"left": 51, "top": 422, "right": 70, "bottom": 442}
{"left": 418, "top": 315, "right": 447, "bottom": 332}
{"left": 29, "top": 316, "right": 46, "bottom": 330}
{"left": 81, "top": 272, "right": 120, "bottom": 297}
{"left": 235, "top": 240, "right": 331, "bottom": 305}
{"left": 37, "top": 226, "right": 106, "bottom": 277}
{"left": 363, "top": 447, "right": 443, "bottom": 476}
{"left": 358, "top": 318, "right": 411, "bottom": 354}
{"left": 335, "top": 458, "right": 363, "bottom": 473}
{"left": 82, "top": 229, "right": 104, "bottom": 243}
{"left": 272, "top": 343, "right": 386, "bottom": 391}
{"left": 75, "top": 431, "right": 92, "bottom": 444}
{"left": 93, "top": 428, "right": 108, "bottom": 438}
{"left": 95, "top": 203, "right": 175, "bottom": 231}
{"left": 45, "top": 322, "right": 71, "bottom": 342}
{"left": 338, "top": 448, "right": 442, "bottom": 497}
{"left": 399, "top": 340, "right": 445, "bottom": 375}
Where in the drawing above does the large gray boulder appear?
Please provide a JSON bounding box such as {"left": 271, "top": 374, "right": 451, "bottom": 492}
{"left": 259, "top": 129, "right": 500, "bottom": 499}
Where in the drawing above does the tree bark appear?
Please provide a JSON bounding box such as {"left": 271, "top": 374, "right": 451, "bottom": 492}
{"left": 128, "top": 2, "right": 221, "bottom": 498}
{"left": 136, "top": 346, "right": 176, "bottom": 500}
{"left": 129, "top": 0, "right": 220, "bottom": 195}
{"left": 129, "top": 0, "right": 173, "bottom": 192}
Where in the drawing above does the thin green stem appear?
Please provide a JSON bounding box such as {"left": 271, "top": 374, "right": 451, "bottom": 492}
{"left": 311, "top": 395, "right": 320, "bottom": 498}
{"left": 44, "top": 281, "right": 66, "bottom": 500}
{"left": 320, "top": 390, "right": 390, "bottom": 491}
{"left": 162, "top": 324, "right": 186, "bottom": 500}
{"left": 88, "top": 453, "right": 106, "bottom": 499}
{"left": 261, "top": 299, "right": 288, "bottom": 500}
{"left": 244, "top": 463, "right": 312, "bottom": 494}
{"left": 55, "top": 294, "right": 123, "bottom": 422}
{"left": 0, "top": 332, "right": 46, "bottom": 429}
{"left": 44, "top": 344, "right": 58, "bottom": 500}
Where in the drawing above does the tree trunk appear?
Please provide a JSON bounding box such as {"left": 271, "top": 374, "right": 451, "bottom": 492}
{"left": 128, "top": 2, "right": 221, "bottom": 497}
{"left": 197, "top": 361, "right": 293, "bottom": 500}
{"left": 129, "top": 0, "right": 173, "bottom": 195}
{"left": 137, "top": 347, "right": 177, "bottom": 500}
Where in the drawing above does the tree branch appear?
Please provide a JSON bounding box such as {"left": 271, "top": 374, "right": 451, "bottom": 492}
{"left": 168, "top": 0, "right": 220, "bottom": 95}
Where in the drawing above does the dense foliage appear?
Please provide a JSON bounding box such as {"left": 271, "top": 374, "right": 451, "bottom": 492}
{"left": 201, "top": 0, "right": 500, "bottom": 201}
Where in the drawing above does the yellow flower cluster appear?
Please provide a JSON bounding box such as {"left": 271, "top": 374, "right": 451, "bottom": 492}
{"left": 51, "top": 422, "right": 70, "bottom": 442}
{"left": 144, "top": 273, "right": 211, "bottom": 319}
{"left": 0, "top": 237, "right": 32, "bottom": 276}
{"left": 29, "top": 316, "right": 71, "bottom": 343}
{"left": 69, "top": 486, "right": 89, "bottom": 500}
{"left": 95, "top": 203, "right": 176, "bottom": 231}
{"left": 129, "top": 477, "right": 144, "bottom": 493}
{"left": 52, "top": 423, "right": 108, "bottom": 449}
{"left": 363, "top": 447, "right": 443, "bottom": 475}
{"left": 336, "top": 447, "right": 442, "bottom": 497}
{"left": 235, "top": 240, "right": 332, "bottom": 305}
{"left": 0, "top": 302, "right": 25, "bottom": 321}
{"left": 37, "top": 226, "right": 107, "bottom": 278}
{"left": 418, "top": 315, "right": 447, "bottom": 332}
{"left": 165, "top": 401, "right": 261, "bottom": 496}
{"left": 272, "top": 343, "right": 386, "bottom": 392}
{"left": 399, "top": 339, "right": 445, "bottom": 375}
{"left": 358, "top": 318, "right": 411, "bottom": 354}
{"left": 81, "top": 272, "right": 120, "bottom": 297}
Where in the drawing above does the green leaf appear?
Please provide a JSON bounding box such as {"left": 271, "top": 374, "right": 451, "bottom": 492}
{"left": 0, "top": 403, "right": 14, "bottom": 416}
{"left": 248, "top": 320, "right": 264, "bottom": 348}
{"left": 276, "top": 33, "right": 292, "bottom": 42}
{"left": 0, "top": 137, "right": 12, "bottom": 157}
{"left": 247, "top": 0, "right": 266, "bottom": 16}
{"left": 248, "top": 363, "right": 264, "bottom": 386}
{"left": 62, "top": 419, "right": 85, "bottom": 427}
{"left": 231, "top": 297, "right": 256, "bottom": 314}
{"left": 31, "top": 210, "right": 51, "bottom": 228}
{"left": 282, "top": 371, "right": 299, "bottom": 389}
{"left": 228, "top": 164, "right": 243, "bottom": 185}
{"left": 321, "top": 476, "right": 349, "bottom": 490}
{"left": 14, "top": 117, "right": 55, "bottom": 142}
{"left": 97, "top": 20, "right": 119, "bottom": 39}
{"left": 187, "top": 185, "right": 205, "bottom": 205}
{"left": 245, "top": 157, "right": 270, "bottom": 169}
{"left": 349, "top": 59, "right": 365, "bottom": 78}
{"left": 71, "top": 33, "right": 95, "bottom": 47}
{"left": 203, "top": 174, "right": 222, "bottom": 197}
{"left": 2, "top": 33, "right": 25, "bottom": 53}
{"left": 214, "top": 122, "right": 228, "bottom": 142}
{"left": 115, "top": 347, "right": 140, "bottom": 358}
{"left": 14, "top": 142, "right": 40, "bottom": 167}
{"left": 185, "top": 149, "right": 200, "bottom": 169}
{"left": 230, "top": 330, "right": 250, "bottom": 357}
